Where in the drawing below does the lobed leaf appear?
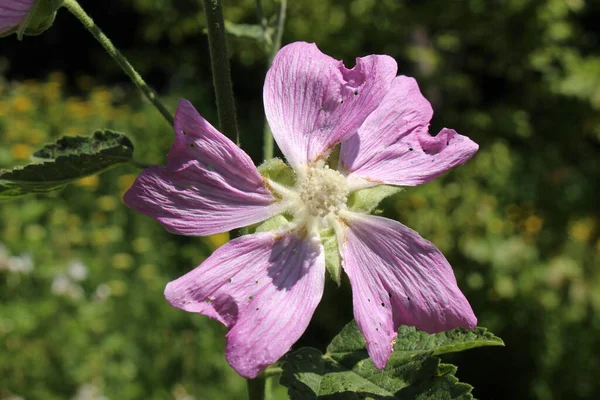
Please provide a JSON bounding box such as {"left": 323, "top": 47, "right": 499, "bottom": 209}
{"left": 0, "top": 130, "right": 134, "bottom": 200}
{"left": 327, "top": 321, "right": 504, "bottom": 365}
{"left": 281, "top": 321, "right": 503, "bottom": 399}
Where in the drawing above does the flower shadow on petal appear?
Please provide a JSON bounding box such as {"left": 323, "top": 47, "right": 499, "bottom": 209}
{"left": 223, "top": 233, "right": 326, "bottom": 378}
{"left": 266, "top": 235, "right": 321, "bottom": 291}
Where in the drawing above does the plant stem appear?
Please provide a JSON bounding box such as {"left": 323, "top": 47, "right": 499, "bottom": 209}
{"left": 269, "top": 0, "right": 287, "bottom": 66}
{"left": 264, "top": 366, "right": 283, "bottom": 378}
{"left": 129, "top": 159, "right": 152, "bottom": 169}
{"left": 246, "top": 375, "right": 267, "bottom": 400}
{"left": 262, "top": 0, "right": 287, "bottom": 160}
{"left": 255, "top": 0, "right": 265, "bottom": 31}
{"left": 62, "top": 0, "right": 174, "bottom": 127}
{"left": 202, "top": 0, "right": 240, "bottom": 144}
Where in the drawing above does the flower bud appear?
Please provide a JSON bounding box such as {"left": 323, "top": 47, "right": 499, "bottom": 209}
{"left": 0, "top": 0, "right": 64, "bottom": 39}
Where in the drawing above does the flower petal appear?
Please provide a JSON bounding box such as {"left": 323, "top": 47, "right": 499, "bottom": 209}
{"left": 165, "top": 230, "right": 325, "bottom": 378}
{"left": 124, "top": 99, "right": 283, "bottom": 235}
{"left": 339, "top": 212, "right": 477, "bottom": 369}
{"left": 0, "top": 0, "right": 36, "bottom": 33}
{"left": 264, "top": 42, "right": 397, "bottom": 170}
{"left": 340, "top": 76, "right": 478, "bottom": 189}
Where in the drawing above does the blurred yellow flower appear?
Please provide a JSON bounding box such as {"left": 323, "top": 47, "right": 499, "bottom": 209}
{"left": 11, "top": 143, "right": 31, "bottom": 160}
{"left": 13, "top": 95, "right": 34, "bottom": 112}
{"left": 119, "top": 174, "right": 138, "bottom": 197}
{"left": 96, "top": 195, "right": 119, "bottom": 212}
{"left": 118, "top": 174, "right": 137, "bottom": 190}
{"left": 112, "top": 253, "right": 134, "bottom": 270}
{"left": 569, "top": 217, "right": 596, "bottom": 242}
{"left": 75, "top": 175, "right": 100, "bottom": 189}
{"left": 524, "top": 215, "right": 543, "bottom": 235}
{"left": 203, "top": 232, "right": 230, "bottom": 251}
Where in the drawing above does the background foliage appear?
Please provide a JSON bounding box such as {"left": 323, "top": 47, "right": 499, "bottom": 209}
{"left": 1, "top": 0, "right": 599, "bottom": 399}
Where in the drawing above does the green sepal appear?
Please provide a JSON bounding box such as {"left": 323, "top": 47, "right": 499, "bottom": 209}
{"left": 255, "top": 214, "right": 291, "bottom": 233}
{"left": 347, "top": 184, "right": 403, "bottom": 214}
{"left": 326, "top": 144, "right": 341, "bottom": 170}
{"left": 5, "top": 0, "right": 65, "bottom": 39}
{"left": 320, "top": 228, "right": 342, "bottom": 286}
{"left": 257, "top": 157, "right": 296, "bottom": 188}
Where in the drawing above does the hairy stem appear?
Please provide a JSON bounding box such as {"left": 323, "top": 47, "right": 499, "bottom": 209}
{"left": 202, "top": 0, "right": 240, "bottom": 144}
{"left": 62, "top": 0, "right": 174, "bottom": 127}
{"left": 262, "top": 0, "right": 287, "bottom": 160}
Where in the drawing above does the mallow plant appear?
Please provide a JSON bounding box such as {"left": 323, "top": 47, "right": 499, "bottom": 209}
{"left": 0, "top": 0, "right": 503, "bottom": 398}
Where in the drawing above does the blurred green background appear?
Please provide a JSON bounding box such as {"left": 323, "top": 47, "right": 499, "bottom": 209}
{"left": 1, "top": 0, "right": 599, "bottom": 399}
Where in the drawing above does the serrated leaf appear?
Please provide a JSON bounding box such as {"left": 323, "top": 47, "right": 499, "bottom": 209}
{"left": 281, "top": 321, "right": 503, "bottom": 399}
{"left": 347, "top": 185, "right": 403, "bottom": 214}
{"left": 280, "top": 348, "right": 325, "bottom": 398}
{"left": 0, "top": 130, "right": 134, "bottom": 200}
{"left": 282, "top": 348, "right": 473, "bottom": 400}
{"left": 327, "top": 321, "right": 503, "bottom": 365}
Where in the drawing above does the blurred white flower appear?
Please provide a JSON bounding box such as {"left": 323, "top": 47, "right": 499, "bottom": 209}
{"left": 93, "top": 284, "right": 111, "bottom": 302}
{"left": 0, "top": 243, "right": 34, "bottom": 274}
{"left": 68, "top": 260, "right": 88, "bottom": 282}
{"left": 51, "top": 275, "right": 84, "bottom": 300}
{"left": 73, "top": 384, "right": 108, "bottom": 400}
{"left": 8, "top": 254, "right": 34, "bottom": 274}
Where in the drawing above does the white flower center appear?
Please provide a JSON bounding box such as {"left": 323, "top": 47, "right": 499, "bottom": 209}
{"left": 297, "top": 165, "right": 349, "bottom": 218}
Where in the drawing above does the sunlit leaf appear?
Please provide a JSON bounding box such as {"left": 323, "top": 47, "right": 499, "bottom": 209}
{"left": 0, "top": 130, "right": 134, "bottom": 200}
{"left": 281, "top": 321, "right": 503, "bottom": 399}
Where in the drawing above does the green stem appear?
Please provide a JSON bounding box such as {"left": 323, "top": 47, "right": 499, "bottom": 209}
{"left": 262, "top": 0, "right": 287, "bottom": 160}
{"left": 62, "top": 0, "right": 174, "bottom": 127}
{"left": 202, "top": 0, "right": 240, "bottom": 144}
{"left": 246, "top": 374, "right": 267, "bottom": 400}
{"left": 264, "top": 366, "right": 283, "bottom": 378}
{"left": 255, "top": 0, "right": 265, "bottom": 32}
{"left": 129, "top": 159, "right": 152, "bottom": 169}
{"left": 269, "top": 0, "right": 287, "bottom": 66}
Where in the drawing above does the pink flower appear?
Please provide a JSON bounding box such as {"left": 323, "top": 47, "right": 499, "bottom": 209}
{"left": 0, "top": 0, "right": 37, "bottom": 34}
{"left": 124, "top": 42, "right": 479, "bottom": 378}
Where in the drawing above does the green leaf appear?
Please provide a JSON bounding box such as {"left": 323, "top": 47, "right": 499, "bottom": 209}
{"left": 0, "top": 130, "right": 134, "bottom": 200}
{"left": 282, "top": 348, "right": 473, "bottom": 399}
{"left": 327, "top": 321, "right": 504, "bottom": 365}
{"left": 347, "top": 185, "right": 403, "bottom": 214}
{"left": 280, "top": 321, "right": 503, "bottom": 399}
